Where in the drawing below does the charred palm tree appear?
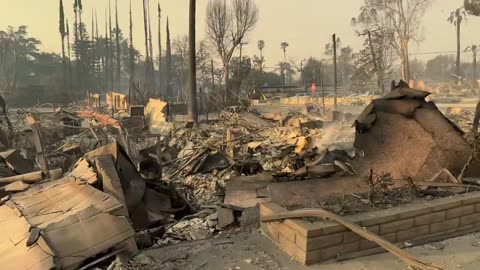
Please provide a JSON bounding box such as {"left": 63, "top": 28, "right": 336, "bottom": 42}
{"left": 449, "top": 7, "right": 467, "bottom": 84}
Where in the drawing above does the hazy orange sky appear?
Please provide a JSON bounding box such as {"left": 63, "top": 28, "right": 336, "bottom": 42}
{"left": 2, "top": 0, "right": 480, "bottom": 68}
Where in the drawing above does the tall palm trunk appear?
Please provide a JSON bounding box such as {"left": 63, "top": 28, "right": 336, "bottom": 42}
{"left": 142, "top": 0, "right": 151, "bottom": 90}
{"left": 91, "top": 10, "right": 96, "bottom": 87}
{"left": 95, "top": 10, "right": 100, "bottom": 91}
{"left": 456, "top": 20, "right": 461, "bottom": 84}
{"left": 158, "top": 3, "right": 163, "bottom": 97}
{"left": 74, "top": 1, "right": 80, "bottom": 91}
{"left": 105, "top": 11, "right": 110, "bottom": 92}
{"left": 78, "top": 0, "right": 85, "bottom": 95}
{"left": 129, "top": 0, "right": 135, "bottom": 105}
{"left": 108, "top": 1, "right": 114, "bottom": 90}
{"left": 59, "top": 0, "right": 66, "bottom": 90}
{"left": 188, "top": 0, "right": 198, "bottom": 123}
{"left": 66, "top": 20, "right": 73, "bottom": 92}
{"left": 61, "top": 32, "right": 66, "bottom": 90}
{"left": 147, "top": 1, "right": 155, "bottom": 91}
{"left": 165, "top": 18, "right": 172, "bottom": 101}
{"left": 259, "top": 48, "right": 263, "bottom": 72}
{"left": 115, "top": 0, "right": 121, "bottom": 92}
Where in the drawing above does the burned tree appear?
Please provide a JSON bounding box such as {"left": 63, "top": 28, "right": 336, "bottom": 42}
{"left": 59, "top": 0, "right": 66, "bottom": 89}
{"left": 355, "top": 0, "right": 431, "bottom": 82}
{"left": 206, "top": 0, "right": 258, "bottom": 102}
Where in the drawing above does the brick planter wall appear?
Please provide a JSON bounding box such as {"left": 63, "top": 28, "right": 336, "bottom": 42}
{"left": 260, "top": 192, "right": 480, "bottom": 265}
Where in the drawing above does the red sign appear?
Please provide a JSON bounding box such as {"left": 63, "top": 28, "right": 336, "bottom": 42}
{"left": 311, "top": 83, "right": 316, "bottom": 93}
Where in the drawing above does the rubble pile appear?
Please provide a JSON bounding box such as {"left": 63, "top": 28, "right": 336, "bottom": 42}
{"left": 156, "top": 108, "right": 357, "bottom": 210}
{"left": 2, "top": 86, "right": 479, "bottom": 269}
{"left": 445, "top": 107, "right": 475, "bottom": 132}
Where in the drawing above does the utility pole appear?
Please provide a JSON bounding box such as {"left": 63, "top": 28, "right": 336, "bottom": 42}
{"left": 333, "top": 34, "right": 338, "bottom": 108}
{"left": 188, "top": 0, "right": 198, "bottom": 124}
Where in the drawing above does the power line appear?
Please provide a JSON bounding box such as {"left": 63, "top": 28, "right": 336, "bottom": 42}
{"left": 409, "top": 50, "right": 467, "bottom": 56}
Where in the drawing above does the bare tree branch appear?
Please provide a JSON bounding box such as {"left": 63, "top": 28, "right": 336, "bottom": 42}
{"left": 206, "top": 0, "right": 258, "bottom": 102}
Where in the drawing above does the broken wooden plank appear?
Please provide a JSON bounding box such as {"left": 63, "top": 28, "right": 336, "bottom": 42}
{"left": 0, "top": 168, "right": 62, "bottom": 185}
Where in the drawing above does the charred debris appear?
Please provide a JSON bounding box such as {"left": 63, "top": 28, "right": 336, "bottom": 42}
{"left": 0, "top": 84, "right": 479, "bottom": 269}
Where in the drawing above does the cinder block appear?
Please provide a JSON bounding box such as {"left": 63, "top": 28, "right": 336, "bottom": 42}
{"left": 356, "top": 212, "right": 399, "bottom": 227}
{"left": 397, "top": 225, "right": 430, "bottom": 242}
{"left": 344, "top": 226, "right": 379, "bottom": 243}
{"left": 476, "top": 203, "right": 480, "bottom": 212}
{"left": 367, "top": 225, "right": 380, "bottom": 234}
{"left": 278, "top": 234, "right": 306, "bottom": 264}
{"left": 460, "top": 213, "right": 480, "bottom": 226}
{"left": 360, "top": 233, "right": 396, "bottom": 250}
{"left": 430, "top": 218, "right": 460, "bottom": 234}
{"left": 260, "top": 202, "right": 285, "bottom": 216}
{"left": 264, "top": 223, "right": 279, "bottom": 241}
{"left": 306, "top": 242, "right": 360, "bottom": 263}
{"left": 285, "top": 219, "right": 344, "bottom": 238}
{"left": 397, "top": 203, "right": 432, "bottom": 219}
{"left": 283, "top": 219, "right": 321, "bottom": 237}
{"left": 296, "top": 232, "right": 343, "bottom": 251}
{"left": 343, "top": 231, "right": 362, "bottom": 243}
{"left": 271, "top": 221, "right": 296, "bottom": 243}
{"left": 414, "top": 211, "right": 445, "bottom": 226}
{"left": 380, "top": 218, "right": 414, "bottom": 235}
{"left": 460, "top": 192, "right": 480, "bottom": 205}
{"left": 320, "top": 223, "right": 347, "bottom": 235}
{"left": 446, "top": 205, "right": 475, "bottom": 219}
{"left": 427, "top": 198, "right": 462, "bottom": 212}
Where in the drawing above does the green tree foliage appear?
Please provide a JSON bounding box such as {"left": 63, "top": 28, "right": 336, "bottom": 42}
{"left": 324, "top": 39, "right": 356, "bottom": 86}
{"left": 230, "top": 57, "right": 252, "bottom": 82}
{"left": 0, "top": 26, "right": 41, "bottom": 92}
{"left": 302, "top": 58, "right": 322, "bottom": 85}
{"left": 0, "top": 23, "right": 144, "bottom": 106}
{"left": 72, "top": 22, "right": 97, "bottom": 93}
